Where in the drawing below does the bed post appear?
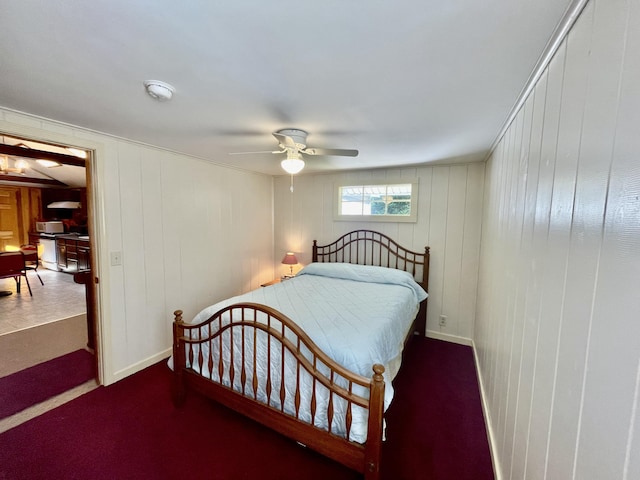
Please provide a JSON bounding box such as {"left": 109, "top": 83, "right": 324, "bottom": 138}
{"left": 415, "top": 246, "right": 430, "bottom": 337}
{"left": 423, "top": 246, "right": 430, "bottom": 292}
{"left": 364, "top": 364, "right": 385, "bottom": 480}
{"left": 172, "top": 310, "right": 186, "bottom": 407}
{"left": 312, "top": 240, "right": 318, "bottom": 262}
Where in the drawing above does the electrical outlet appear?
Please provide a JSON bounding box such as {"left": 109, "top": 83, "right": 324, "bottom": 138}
{"left": 439, "top": 315, "right": 447, "bottom": 326}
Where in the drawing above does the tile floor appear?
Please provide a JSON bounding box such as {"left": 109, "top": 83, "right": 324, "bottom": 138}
{"left": 0, "top": 268, "right": 86, "bottom": 335}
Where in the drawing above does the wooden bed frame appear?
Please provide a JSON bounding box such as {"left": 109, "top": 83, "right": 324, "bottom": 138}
{"left": 172, "top": 230, "right": 430, "bottom": 479}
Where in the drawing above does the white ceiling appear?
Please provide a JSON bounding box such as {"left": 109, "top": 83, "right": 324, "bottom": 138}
{"left": 0, "top": 0, "right": 574, "bottom": 176}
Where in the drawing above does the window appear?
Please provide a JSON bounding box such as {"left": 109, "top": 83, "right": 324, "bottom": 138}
{"left": 335, "top": 181, "right": 418, "bottom": 222}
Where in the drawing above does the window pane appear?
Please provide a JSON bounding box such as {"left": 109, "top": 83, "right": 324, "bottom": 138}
{"left": 340, "top": 186, "right": 364, "bottom": 215}
{"left": 336, "top": 182, "right": 416, "bottom": 222}
{"left": 363, "top": 185, "right": 381, "bottom": 215}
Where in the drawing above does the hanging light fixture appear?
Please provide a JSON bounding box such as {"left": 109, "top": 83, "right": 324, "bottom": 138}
{"left": 280, "top": 151, "right": 305, "bottom": 175}
{"left": 0, "top": 155, "right": 28, "bottom": 175}
{"left": 280, "top": 151, "right": 305, "bottom": 193}
{"left": 0, "top": 138, "right": 29, "bottom": 175}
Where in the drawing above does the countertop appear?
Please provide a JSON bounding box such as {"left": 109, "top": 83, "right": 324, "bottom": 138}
{"left": 54, "top": 234, "right": 90, "bottom": 242}
{"left": 29, "top": 232, "right": 90, "bottom": 243}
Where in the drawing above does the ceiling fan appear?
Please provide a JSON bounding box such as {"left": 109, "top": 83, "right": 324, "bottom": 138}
{"left": 230, "top": 128, "right": 358, "bottom": 174}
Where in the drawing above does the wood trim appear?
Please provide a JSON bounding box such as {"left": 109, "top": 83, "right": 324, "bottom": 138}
{"left": 486, "top": 0, "right": 590, "bottom": 157}
{"left": 0, "top": 175, "right": 65, "bottom": 186}
{"left": 0, "top": 143, "right": 86, "bottom": 166}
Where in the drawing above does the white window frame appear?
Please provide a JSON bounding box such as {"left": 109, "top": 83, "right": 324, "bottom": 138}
{"left": 333, "top": 180, "right": 419, "bottom": 223}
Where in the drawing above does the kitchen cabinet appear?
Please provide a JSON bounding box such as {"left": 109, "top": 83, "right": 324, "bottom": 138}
{"left": 56, "top": 235, "right": 90, "bottom": 273}
{"left": 77, "top": 243, "right": 90, "bottom": 272}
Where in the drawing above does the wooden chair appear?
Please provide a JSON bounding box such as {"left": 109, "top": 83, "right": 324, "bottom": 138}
{"left": 20, "top": 244, "right": 44, "bottom": 285}
{"left": 0, "top": 251, "right": 32, "bottom": 296}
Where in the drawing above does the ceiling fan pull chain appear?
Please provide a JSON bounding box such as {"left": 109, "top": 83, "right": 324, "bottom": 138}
{"left": 290, "top": 174, "right": 295, "bottom": 193}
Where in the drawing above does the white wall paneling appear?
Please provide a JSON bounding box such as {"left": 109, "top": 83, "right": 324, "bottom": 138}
{"left": 475, "top": 0, "right": 640, "bottom": 478}
{"left": 0, "top": 108, "right": 275, "bottom": 384}
{"left": 273, "top": 163, "right": 485, "bottom": 343}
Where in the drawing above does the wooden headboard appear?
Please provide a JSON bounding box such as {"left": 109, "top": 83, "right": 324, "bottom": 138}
{"left": 312, "top": 230, "right": 430, "bottom": 292}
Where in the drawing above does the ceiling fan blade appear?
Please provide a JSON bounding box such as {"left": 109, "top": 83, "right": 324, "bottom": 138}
{"left": 228, "top": 150, "right": 282, "bottom": 155}
{"left": 273, "top": 132, "right": 297, "bottom": 149}
{"left": 303, "top": 148, "right": 359, "bottom": 157}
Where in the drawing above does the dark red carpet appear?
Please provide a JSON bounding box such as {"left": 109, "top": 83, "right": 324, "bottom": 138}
{"left": 0, "top": 349, "right": 94, "bottom": 420}
{"left": 0, "top": 338, "right": 493, "bottom": 479}
{"left": 382, "top": 338, "right": 494, "bottom": 479}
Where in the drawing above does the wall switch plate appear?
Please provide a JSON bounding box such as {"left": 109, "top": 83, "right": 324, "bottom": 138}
{"left": 110, "top": 251, "right": 122, "bottom": 266}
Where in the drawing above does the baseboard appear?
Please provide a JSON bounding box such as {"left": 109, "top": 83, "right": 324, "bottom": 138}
{"left": 471, "top": 339, "right": 501, "bottom": 480}
{"left": 107, "top": 348, "right": 172, "bottom": 385}
{"left": 425, "top": 330, "right": 473, "bottom": 346}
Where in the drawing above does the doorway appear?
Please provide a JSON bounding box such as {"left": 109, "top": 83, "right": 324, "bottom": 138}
{"left": 0, "top": 134, "right": 99, "bottom": 383}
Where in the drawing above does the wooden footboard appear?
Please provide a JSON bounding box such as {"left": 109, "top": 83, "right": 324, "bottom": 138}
{"left": 172, "top": 304, "right": 386, "bottom": 479}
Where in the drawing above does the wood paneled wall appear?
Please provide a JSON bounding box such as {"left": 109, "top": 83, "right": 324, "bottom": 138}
{"left": 273, "top": 163, "right": 484, "bottom": 342}
{"left": 475, "top": 0, "right": 640, "bottom": 478}
{"left": 0, "top": 109, "right": 275, "bottom": 384}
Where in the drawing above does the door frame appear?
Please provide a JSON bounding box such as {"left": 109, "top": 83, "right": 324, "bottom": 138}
{"left": 0, "top": 122, "right": 107, "bottom": 384}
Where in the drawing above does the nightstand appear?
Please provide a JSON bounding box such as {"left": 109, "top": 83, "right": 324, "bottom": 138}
{"left": 260, "top": 276, "right": 296, "bottom": 287}
{"left": 260, "top": 278, "right": 281, "bottom": 287}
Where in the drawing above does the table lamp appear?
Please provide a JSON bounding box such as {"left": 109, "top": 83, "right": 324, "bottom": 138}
{"left": 281, "top": 252, "right": 298, "bottom": 278}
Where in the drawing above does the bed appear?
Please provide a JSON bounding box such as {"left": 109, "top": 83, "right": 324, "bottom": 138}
{"left": 171, "top": 230, "right": 430, "bottom": 479}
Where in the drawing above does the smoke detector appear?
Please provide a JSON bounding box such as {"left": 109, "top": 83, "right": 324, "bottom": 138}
{"left": 144, "top": 80, "right": 175, "bottom": 101}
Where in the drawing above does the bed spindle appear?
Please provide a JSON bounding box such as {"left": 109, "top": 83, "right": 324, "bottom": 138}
{"left": 327, "top": 372, "right": 335, "bottom": 434}
{"left": 295, "top": 340, "right": 301, "bottom": 418}
{"left": 207, "top": 324, "right": 214, "bottom": 376}
{"left": 267, "top": 316, "right": 272, "bottom": 404}
{"left": 346, "top": 382, "right": 353, "bottom": 439}
{"left": 280, "top": 323, "right": 286, "bottom": 412}
{"left": 218, "top": 316, "right": 224, "bottom": 384}
{"left": 241, "top": 309, "right": 247, "bottom": 395}
{"left": 197, "top": 328, "right": 204, "bottom": 372}
{"left": 311, "top": 358, "right": 317, "bottom": 425}
{"left": 252, "top": 309, "right": 259, "bottom": 399}
{"left": 188, "top": 338, "right": 194, "bottom": 369}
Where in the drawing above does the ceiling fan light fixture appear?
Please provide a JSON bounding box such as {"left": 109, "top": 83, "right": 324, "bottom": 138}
{"left": 281, "top": 156, "right": 305, "bottom": 175}
{"left": 143, "top": 80, "right": 175, "bottom": 101}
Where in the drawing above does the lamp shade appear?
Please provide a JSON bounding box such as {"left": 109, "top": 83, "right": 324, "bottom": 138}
{"left": 281, "top": 252, "right": 298, "bottom": 265}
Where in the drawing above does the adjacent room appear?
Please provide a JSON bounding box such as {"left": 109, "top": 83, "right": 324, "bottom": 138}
{"left": 1, "top": 0, "right": 639, "bottom": 479}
